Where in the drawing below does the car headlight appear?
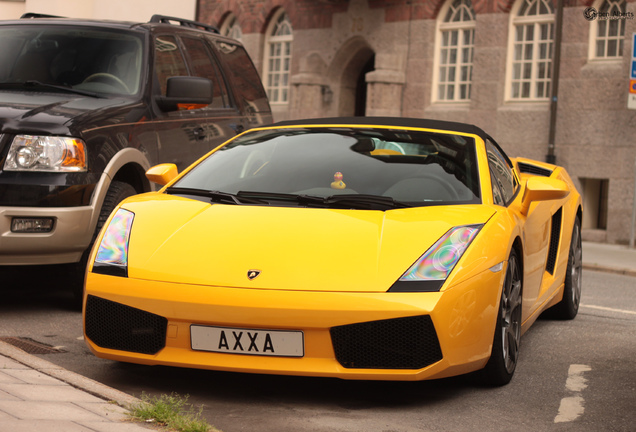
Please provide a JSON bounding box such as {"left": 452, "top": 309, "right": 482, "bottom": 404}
{"left": 92, "top": 208, "right": 134, "bottom": 277}
{"left": 4, "top": 135, "right": 87, "bottom": 172}
{"left": 389, "top": 224, "right": 483, "bottom": 292}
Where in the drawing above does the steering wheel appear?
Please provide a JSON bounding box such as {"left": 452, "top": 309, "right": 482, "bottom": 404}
{"left": 82, "top": 73, "right": 130, "bottom": 93}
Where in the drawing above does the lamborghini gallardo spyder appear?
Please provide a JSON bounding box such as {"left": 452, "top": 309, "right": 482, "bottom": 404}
{"left": 83, "top": 117, "right": 582, "bottom": 386}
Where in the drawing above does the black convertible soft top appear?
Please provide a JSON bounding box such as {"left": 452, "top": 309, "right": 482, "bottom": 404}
{"left": 271, "top": 116, "right": 492, "bottom": 142}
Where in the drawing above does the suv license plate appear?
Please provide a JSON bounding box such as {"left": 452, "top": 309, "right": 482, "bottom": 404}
{"left": 190, "top": 325, "right": 304, "bottom": 357}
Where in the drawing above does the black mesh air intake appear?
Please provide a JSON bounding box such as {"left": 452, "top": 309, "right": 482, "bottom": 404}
{"left": 85, "top": 295, "right": 167, "bottom": 355}
{"left": 518, "top": 162, "right": 553, "bottom": 177}
{"left": 546, "top": 207, "right": 563, "bottom": 275}
{"left": 330, "top": 315, "right": 443, "bottom": 369}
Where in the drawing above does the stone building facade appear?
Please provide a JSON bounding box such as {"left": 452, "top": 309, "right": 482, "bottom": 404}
{"left": 197, "top": 0, "right": 636, "bottom": 244}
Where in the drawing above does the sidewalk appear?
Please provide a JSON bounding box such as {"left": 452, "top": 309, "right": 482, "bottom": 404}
{"left": 0, "top": 341, "right": 151, "bottom": 432}
{"left": 0, "top": 241, "right": 634, "bottom": 431}
{"left": 582, "top": 241, "right": 636, "bottom": 277}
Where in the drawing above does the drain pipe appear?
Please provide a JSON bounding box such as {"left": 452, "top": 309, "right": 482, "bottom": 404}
{"left": 547, "top": 0, "right": 564, "bottom": 165}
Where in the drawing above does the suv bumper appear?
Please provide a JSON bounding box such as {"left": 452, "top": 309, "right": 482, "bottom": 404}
{"left": 0, "top": 205, "right": 95, "bottom": 265}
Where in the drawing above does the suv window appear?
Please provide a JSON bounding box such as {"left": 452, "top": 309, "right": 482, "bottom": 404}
{"left": 180, "top": 36, "right": 231, "bottom": 109}
{"left": 154, "top": 35, "right": 188, "bottom": 96}
{"left": 486, "top": 139, "right": 517, "bottom": 205}
{"left": 211, "top": 39, "right": 271, "bottom": 123}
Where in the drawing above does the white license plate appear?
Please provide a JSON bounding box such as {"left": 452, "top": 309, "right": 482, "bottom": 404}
{"left": 190, "top": 325, "right": 304, "bottom": 357}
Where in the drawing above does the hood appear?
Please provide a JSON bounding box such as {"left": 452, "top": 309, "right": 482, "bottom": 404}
{"left": 0, "top": 90, "right": 136, "bottom": 136}
{"left": 121, "top": 194, "right": 496, "bottom": 293}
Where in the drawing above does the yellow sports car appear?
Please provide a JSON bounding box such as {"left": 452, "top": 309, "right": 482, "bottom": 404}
{"left": 83, "top": 117, "right": 582, "bottom": 386}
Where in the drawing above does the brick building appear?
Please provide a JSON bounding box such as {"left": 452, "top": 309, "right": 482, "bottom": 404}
{"left": 200, "top": 0, "right": 636, "bottom": 243}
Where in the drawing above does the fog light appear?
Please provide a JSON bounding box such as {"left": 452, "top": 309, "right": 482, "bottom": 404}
{"left": 11, "top": 217, "right": 54, "bottom": 233}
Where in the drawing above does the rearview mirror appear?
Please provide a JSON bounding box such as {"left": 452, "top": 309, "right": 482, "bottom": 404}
{"left": 146, "top": 163, "right": 178, "bottom": 186}
{"left": 520, "top": 177, "right": 569, "bottom": 216}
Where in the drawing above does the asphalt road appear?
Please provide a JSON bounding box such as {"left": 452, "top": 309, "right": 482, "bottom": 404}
{"left": 1, "top": 268, "right": 635, "bottom": 432}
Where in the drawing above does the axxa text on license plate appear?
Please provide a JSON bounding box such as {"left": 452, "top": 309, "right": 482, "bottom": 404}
{"left": 190, "top": 325, "right": 304, "bottom": 357}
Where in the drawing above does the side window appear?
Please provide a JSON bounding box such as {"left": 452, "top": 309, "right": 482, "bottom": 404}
{"left": 486, "top": 140, "right": 517, "bottom": 205}
{"left": 180, "top": 36, "right": 231, "bottom": 109}
{"left": 154, "top": 35, "right": 188, "bottom": 96}
{"left": 211, "top": 39, "right": 271, "bottom": 123}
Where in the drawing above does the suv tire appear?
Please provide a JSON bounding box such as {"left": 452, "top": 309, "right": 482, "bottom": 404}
{"left": 70, "top": 181, "right": 137, "bottom": 308}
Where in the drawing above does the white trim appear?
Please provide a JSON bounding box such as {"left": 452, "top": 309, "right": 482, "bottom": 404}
{"left": 432, "top": 0, "right": 476, "bottom": 104}
{"left": 504, "top": 0, "right": 555, "bottom": 102}
{"left": 587, "top": 0, "right": 627, "bottom": 60}
{"left": 262, "top": 9, "right": 293, "bottom": 105}
{"left": 220, "top": 13, "right": 243, "bottom": 42}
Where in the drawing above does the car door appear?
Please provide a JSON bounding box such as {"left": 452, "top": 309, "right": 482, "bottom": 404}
{"left": 486, "top": 140, "right": 544, "bottom": 318}
{"left": 151, "top": 33, "right": 243, "bottom": 172}
{"left": 486, "top": 140, "right": 556, "bottom": 319}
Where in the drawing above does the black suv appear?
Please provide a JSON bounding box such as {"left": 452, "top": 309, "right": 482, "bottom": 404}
{"left": 0, "top": 14, "right": 272, "bottom": 300}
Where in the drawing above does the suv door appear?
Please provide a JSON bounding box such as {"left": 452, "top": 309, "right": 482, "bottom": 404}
{"left": 152, "top": 33, "right": 244, "bottom": 171}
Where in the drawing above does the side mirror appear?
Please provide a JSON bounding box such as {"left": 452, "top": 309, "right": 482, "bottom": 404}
{"left": 520, "top": 177, "right": 570, "bottom": 215}
{"left": 156, "top": 76, "right": 213, "bottom": 111}
{"left": 146, "top": 163, "right": 178, "bottom": 186}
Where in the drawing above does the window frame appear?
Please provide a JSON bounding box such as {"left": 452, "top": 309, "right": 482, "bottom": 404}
{"left": 262, "top": 9, "right": 293, "bottom": 105}
{"left": 485, "top": 139, "right": 519, "bottom": 206}
{"left": 505, "top": 0, "right": 555, "bottom": 102}
{"left": 180, "top": 35, "right": 234, "bottom": 110}
{"left": 220, "top": 13, "right": 243, "bottom": 42}
{"left": 432, "top": 0, "right": 476, "bottom": 104}
{"left": 587, "top": 0, "right": 626, "bottom": 61}
{"left": 153, "top": 34, "right": 189, "bottom": 98}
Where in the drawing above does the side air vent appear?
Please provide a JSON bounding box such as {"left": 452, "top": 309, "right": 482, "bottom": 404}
{"left": 546, "top": 208, "right": 563, "bottom": 275}
{"left": 518, "top": 162, "right": 553, "bottom": 177}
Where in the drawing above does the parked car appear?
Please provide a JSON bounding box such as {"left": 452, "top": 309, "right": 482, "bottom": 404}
{"left": 0, "top": 13, "right": 272, "bottom": 301}
{"left": 84, "top": 117, "right": 582, "bottom": 386}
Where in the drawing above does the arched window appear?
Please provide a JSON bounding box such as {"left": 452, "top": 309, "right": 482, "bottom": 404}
{"left": 506, "top": 0, "right": 554, "bottom": 100}
{"left": 433, "top": 0, "right": 476, "bottom": 102}
{"left": 263, "top": 10, "right": 293, "bottom": 104}
{"left": 589, "top": 0, "right": 626, "bottom": 59}
{"left": 220, "top": 13, "right": 243, "bottom": 42}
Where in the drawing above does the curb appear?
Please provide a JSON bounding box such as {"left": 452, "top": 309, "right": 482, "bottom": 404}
{"left": 0, "top": 339, "right": 141, "bottom": 409}
{"left": 582, "top": 263, "right": 636, "bottom": 278}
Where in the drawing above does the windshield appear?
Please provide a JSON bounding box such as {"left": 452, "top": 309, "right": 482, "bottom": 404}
{"left": 0, "top": 25, "right": 144, "bottom": 96}
{"left": 173, "top": 127, "right": 481, "bottom": 207}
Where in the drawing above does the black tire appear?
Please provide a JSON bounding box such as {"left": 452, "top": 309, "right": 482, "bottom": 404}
{"left": 68, "top": 181, "right": 137, "bottom": 309}
{"left": 480, "top": 248, "right": 523, "bottom": 386}
{"left": 548, "top": 216, "right": 582, "bottom": 320}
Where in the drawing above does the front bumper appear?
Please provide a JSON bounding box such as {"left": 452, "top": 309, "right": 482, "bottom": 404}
{"left": 0, "top": 205, "right": 95, "bottom": 264}
{"left": 84, "top": 269, "right": 504, "bottom": 381}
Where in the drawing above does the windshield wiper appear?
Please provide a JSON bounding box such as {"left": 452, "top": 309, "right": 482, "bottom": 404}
{"left": 236, "top": 191, "right": 411, "bottom": 210}
{"left": 0, "top": 81, "right": 103, "bottom": 98}
{"left": 166, "top": 187, "right": 268, "bottom": 205}
{"left": 319, "top": 194, "right": 411, "bottom": 210}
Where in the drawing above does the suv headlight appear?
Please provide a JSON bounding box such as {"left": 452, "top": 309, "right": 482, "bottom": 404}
{"left": 4, "top": 135, "right": 87, "bottom": 172}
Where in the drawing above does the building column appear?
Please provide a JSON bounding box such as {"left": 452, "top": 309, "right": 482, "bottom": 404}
{"left": 365, "top": 53, "right": 406, "bottom": 117}
{"left": 290, "top": 72, "right": 331, "bottom": 120}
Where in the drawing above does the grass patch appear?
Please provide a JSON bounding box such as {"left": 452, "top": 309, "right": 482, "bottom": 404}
{"left": 129, "top": 392, "right": 220, "bottom": 432}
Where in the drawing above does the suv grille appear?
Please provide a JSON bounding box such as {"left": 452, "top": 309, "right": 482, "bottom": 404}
{"left": 330, "top": 315, "right": 443, "bottom": 369}
{"left": 85, "top": 295, "right": 167, "bottom": 355}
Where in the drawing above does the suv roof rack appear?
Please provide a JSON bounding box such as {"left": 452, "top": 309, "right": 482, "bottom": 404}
{"left": 21, "top": 13, "right": 64, "bottom": 19}
{"left": 149, "top": 15, "right": 219, "bottom": 34}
